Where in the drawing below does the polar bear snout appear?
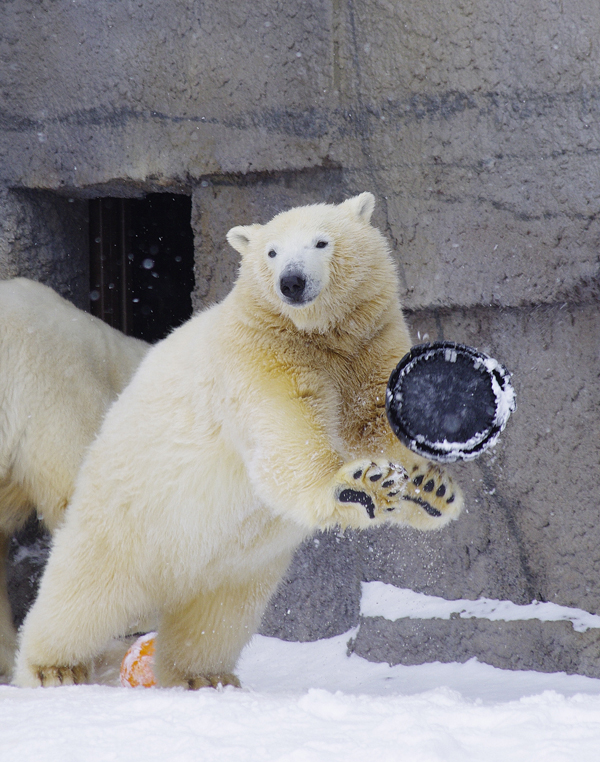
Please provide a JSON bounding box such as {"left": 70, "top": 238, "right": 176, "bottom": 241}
{"left": 279, "top": 272, "right": 307, "bottom": 303}
{"left": 278, "top": 267, "right": 321, "bottom": 306}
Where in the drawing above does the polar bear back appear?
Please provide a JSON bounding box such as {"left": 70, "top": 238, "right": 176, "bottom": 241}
{"left": 0, "top": 278, "right": 148, "bottom": 531}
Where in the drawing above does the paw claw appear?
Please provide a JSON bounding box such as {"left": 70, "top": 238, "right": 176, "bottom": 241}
{"left": 336, "top": 459, "right": 408, "bottom": 520}
{"left": 401, "top": 464, "right": 463, "bottom": 528}
{"left": 334, "top": 459, "right": 461, "bottom": 530}
{"left": 34, "top": 664, "right": 88, "bottom": 687}
{"left": 187, "top": 673, "right": 241, "bottom": 690}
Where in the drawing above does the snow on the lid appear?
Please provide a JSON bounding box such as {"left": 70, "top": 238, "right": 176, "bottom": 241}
{"left": 485, "top": 356, "right": 517, "bottom": 427}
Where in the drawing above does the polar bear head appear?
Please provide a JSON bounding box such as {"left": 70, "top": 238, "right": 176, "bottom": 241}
{"left": 227, "top": 193, "right": 397, "bottom": 333}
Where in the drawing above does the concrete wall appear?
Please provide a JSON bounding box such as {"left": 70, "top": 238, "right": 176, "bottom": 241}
{"left": 2, "top": 0, "right": 600, "bottom": 675}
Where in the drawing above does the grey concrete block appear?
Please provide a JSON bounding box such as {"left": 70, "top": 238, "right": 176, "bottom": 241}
{"left": 0, "top": 189, "right": 89, "bottom": 308}
{"left": 351, "top": 616, "right": 600, "bottom": 678}
{"left": 3, "top": 1, "right": 600, "bottom": 309}
{"left": 406, "top": 301, "right": 600, "bottom": 614}
{"left": 260, "top": 530, "right": 361, "bottom": 642}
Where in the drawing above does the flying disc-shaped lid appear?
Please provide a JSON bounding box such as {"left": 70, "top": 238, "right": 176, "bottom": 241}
{"left": 386, "top": 342, "right": 516, "bottom": 463}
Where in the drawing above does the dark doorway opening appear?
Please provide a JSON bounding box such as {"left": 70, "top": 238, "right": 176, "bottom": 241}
{"left": 89, "top": 194, "right": 195, "bottom": 343}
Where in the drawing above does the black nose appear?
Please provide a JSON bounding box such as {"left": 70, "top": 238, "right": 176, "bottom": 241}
{"left": 280, "top": 273, "right": 306, "bottom": 303}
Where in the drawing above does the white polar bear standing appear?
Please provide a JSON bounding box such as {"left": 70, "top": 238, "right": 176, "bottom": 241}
{"left": 15, "top": 194, "right": 463, "bottom": 689}
{"left": 0, "top": 278, "right": 148, "bottom": 676}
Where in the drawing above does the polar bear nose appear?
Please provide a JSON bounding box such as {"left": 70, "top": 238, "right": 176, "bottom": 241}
{"left": 279, "top": 273, "right": 306, "bottom": 303}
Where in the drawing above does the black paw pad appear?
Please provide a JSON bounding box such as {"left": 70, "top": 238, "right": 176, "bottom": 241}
{"left": 403, "top": 496, "right": 443, "bottom": 518}
{"left": 436, "top": 484, "right": 446, "bottom": 498}
{"left": 353, "top": 469, "right": 363, "bottom": 480}
{"left": 339, "top": 488, "right": 376, "bottom": 519}
{"left": 423, "top": 479, "right": 435, "bottom": 493}
{"left": 413, "top": 474, "right": 424, "bottom": 486}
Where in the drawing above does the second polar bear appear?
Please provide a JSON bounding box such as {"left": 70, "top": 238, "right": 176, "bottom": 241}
{"left": 15, "top": 193, "right": 463, "bottom": 689}
{"left": 0, "top": 278, "right": 148, "bottom": 676}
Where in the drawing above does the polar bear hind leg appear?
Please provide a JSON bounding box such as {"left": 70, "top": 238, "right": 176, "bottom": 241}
{"left": 13, "top": 529, "right": 150, "bottom": 687}
{"left": 154, "top": 565, "right": 288, "bottom": 690}
{"left": 0, "top": 533, "right": 17, "bottom": 677}
{"left": 0, "top": 477, "right": 34, "bottom": 678}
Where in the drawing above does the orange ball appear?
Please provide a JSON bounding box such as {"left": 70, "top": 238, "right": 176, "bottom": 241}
{"left": 120, "top": 632, "right": 157, "bottom": 688}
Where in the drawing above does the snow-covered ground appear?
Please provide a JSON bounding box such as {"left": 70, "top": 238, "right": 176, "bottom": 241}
{"left": 3, "top": 627, "right": 600, "bottom": 761}
{"left": 4, "top": 581, "right": 600, "bottom": 761}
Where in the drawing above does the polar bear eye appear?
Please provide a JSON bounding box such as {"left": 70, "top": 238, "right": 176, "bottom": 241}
{"left": 315, "top": 240, "right": 328, "bottom": 249}
{"left": 268, "top": 249, "right": 277, "bottom": 258}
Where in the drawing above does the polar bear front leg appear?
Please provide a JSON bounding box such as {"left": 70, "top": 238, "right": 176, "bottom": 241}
{"left": 155, "top": 594, "right": 243, "bottom": 690}
{"left": 246, "top": 384, "right": 462, "bottom": 532}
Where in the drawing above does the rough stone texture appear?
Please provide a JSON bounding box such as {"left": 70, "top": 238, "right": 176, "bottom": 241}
{"left": 351, "top": 616, "right": 600, "bottom": 677}
{"left": 3, "top": 0, "right": 599, "bottom": 313}
{"left": 2, "top": 0, "right": 600, "bottom": 675}
{"left": 0, "top": 0, "right": 335, "bottom": 188}
{"left": 405, "top": 302, "right": 600, "bottom": 612}
{"left": 0, "top": 189, "right": 89, "bottom": 308}
{"left": 260, "top": 530, "right": 361, "bottom": 642}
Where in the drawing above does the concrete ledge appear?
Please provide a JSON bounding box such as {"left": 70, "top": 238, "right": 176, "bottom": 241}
{"left": 351, "top": 615, "right": 600, "bottom": 678}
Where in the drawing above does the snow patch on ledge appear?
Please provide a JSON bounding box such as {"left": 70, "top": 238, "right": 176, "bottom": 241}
{"left": 360, "top": 581, "right": 600, "bottom": 633}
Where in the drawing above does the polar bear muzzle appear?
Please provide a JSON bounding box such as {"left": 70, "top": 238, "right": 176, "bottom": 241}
{"left": 278, "top": 267, "right": 321, "bottom": 306}
{"left": 279, "top": 272, "right": 307, "bottom": 303}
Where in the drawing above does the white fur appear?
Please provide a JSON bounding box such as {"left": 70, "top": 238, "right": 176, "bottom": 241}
{"left": 15, "top": 195, "right": 463, "bottom": 689}
{"left": 0, "top": 278, "right": 148, "bottom": 675}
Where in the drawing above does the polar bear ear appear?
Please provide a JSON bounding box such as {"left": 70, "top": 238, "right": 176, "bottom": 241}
{"left": 226, "top": 224, "right": 260, "bottom": 255}
{"left": 341, "top": 192, "right": 375, "bottom": 223}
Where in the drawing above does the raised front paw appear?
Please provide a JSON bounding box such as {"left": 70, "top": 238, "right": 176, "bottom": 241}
{"left": 399, "top": 463, "right": 463, "bottom": 529}
{"left": 336, "top": 459, "right": 408, "bottom": 520}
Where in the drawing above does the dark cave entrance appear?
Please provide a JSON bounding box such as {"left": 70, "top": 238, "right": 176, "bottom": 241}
{"left": 89, "top": 193, "right": 195, "bottom": 343}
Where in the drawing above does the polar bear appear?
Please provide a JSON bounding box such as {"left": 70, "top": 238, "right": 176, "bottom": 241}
{"left": 14, "top": 194, "right": 463, "bottom": 689}
{"left": 0, "top": 278, "right": 148, "bottom": 676}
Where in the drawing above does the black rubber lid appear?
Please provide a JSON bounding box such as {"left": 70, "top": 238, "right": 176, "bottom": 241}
{"left": 386, "top": 342, "right": 516, "bottom": 462}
